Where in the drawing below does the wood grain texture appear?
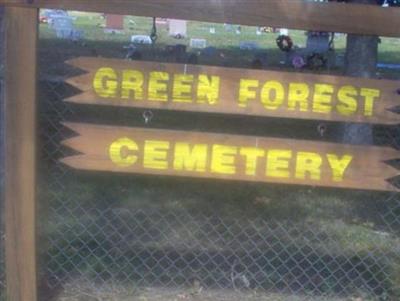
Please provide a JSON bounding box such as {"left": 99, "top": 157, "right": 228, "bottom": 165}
{"left": 4, "top": 6, "right": 38, "bottom": 301}
{"left": 1, "top": 0, "right": 400, "bottom": 37}
{"left": 61, "top": 123, "right": 399, "bottom": 192}
{"left": 66, "top": 57, "right": 400, "bottom": 125}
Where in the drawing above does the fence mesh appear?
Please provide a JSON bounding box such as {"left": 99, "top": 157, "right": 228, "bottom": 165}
{"left": 2, "top": 11, "right": 400, "bottom": 301}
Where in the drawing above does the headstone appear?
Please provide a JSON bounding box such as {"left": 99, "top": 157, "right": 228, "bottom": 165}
{"left": 45, "top": 9, "right": 69, "bottom": 26}
{"left": 50, "top": 16, "right": 84, "bottom": 41}
{"left": 239, "top": 41, "right": 259, "bottom": 50}
{"left": 236, "top": 26, "right": 242, "bottom": 34}
{"left": 156, "top": 18, "right": 168, "bottom": 26}
{"left": 168, "top": 19, "right": 187, "bottom": 38}
{"left": 209, "top": 27, "right": 216, "bottom": 34}
{"left": 105, "top": 14, "right": 124, "bottom": 34}
{"left": 306, "top": 31, "right": 330, "bottom": 54}
{"left": 279, "top": 28, "right": 289, "bottom": 35}
{"left": 224, "top": 24, "right": 233, "bottom": 31}
{"left": 131, "top": 35, "right": 152, "bottom": 44}
{"left": 190, "top": 38, "right": 207, "bottom": 49}
{"left": 52, "top": 16, "right": 75, "bottom": 39}
{"left": 377, "top": 63, "right": 400, "bottom": 69}
{"left": 52, "top": 16, "right": 73, "bottom": 31}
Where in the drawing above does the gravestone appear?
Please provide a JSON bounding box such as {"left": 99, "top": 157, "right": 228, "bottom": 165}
{"left": 104, "top": 14, "right": 124, "bottom": 34}
{"left": 279, "top": 28, "right": 289, "bottom": 35}
{"left": 190, "top": 38, "right": 207, "bottom": 49}
{"left": 224, "top": 24, "right": 233, "bottom": 31}
{"left": 52, "top": 16, "right": 74, "bottom": 39}
{"left": 239, "top": 41, "right": 259, "bottom": 50}
{"left": 306, "top": 31, "right": 330, "bottom": 53}
{"left": 156, "top": 18, "right": 168, "bottom": 26}
{"left": 51, "top": 16, "right": 83, "bottom": 41}
{"left": 168, "top": 19, "right": 187, "bottom": 38}
{"left": 236, "top": 26, "right": 241, "bottom": 34}
{"left": 131, "top": 35, "right": 152, "bottom": 44}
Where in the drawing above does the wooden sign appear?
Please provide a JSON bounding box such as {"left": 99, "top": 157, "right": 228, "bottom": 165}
{"left": 66, "top": 57, "right": 400, "bottom": 125}
{"left": 3, "top": 0, "right": 400, "bottom": 37}
{"left": 61, "top": 123, "right": 399, "bottom": 192}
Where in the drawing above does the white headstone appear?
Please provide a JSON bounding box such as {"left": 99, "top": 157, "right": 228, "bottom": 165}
{"left": 224, "top": 24, "right": 233, "bottom": 31}
{"left": 52, "top": 16, "right": 76, "bottom": 40}
{"left": 169, "top": 19, "right": 187, "bottom": 38}
{"left": 209, "top": 27, "right": 216, "bottom": 34}
{"left": 190, "top": 38, "right": 207, "bottom": 49}
{"left": 279, "top": 28, "right": 289, "bottom": 35}
{"left": 52, "top": 16, "right": 73, "bottom": 31}
{"left": 131, "top": 35, "right": 153, "bottom": 44}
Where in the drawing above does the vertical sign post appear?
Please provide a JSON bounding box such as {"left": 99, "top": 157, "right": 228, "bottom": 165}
{"left": 4, "top": 6, "right": 38, "bottom": 301}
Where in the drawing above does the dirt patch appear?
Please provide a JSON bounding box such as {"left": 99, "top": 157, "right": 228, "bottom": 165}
{"left": 54, "top": 278, "right": 356, "bottom": 301}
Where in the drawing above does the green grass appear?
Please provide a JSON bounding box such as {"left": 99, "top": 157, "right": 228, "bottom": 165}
{"left": 39, "top": 12, "right": 400, "bottom": 75}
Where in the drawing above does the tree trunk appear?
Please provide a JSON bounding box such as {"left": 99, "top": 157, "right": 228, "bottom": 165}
{"left": 342, "top": 0, "right": 379, "bottom": 145}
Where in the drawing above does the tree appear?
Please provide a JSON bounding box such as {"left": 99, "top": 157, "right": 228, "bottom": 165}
{"left": 342, "top": 0, "right": 379, "bottom": 144}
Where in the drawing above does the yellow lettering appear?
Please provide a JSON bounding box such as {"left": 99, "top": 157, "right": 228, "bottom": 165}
{"left": 197, "top": 75, "right": 220, "bottom": 105}
{"left": 173, "top": 143, "right": 208, "bottom": 172}
{"left": 266, "top": 150, "right": 292, "bottom": 178}
{"left": 361, "top": 88, "right": 380, "bottom": 117}
{"left": 211, "top": 145, "right": 237, "bottom": 175}
{"left": 261, "top": 81, "right": 285, "bottom": 110}
{"left": 148, "top": 72, "right": 169, "bottom": 102}
{"left": 173, "top": 74, "right": 194, "bottom": 103}
{"left": 93, "top": 67, "right": 118, "bottom": 98}
{"left": 109, "top": 138, "right": 138, "bottom": 167}
{"left": 143, "top": 140, "right": 170, "bottom": 170}
{"left": 121, "top": 70, "right": 144, "bottom": 100}
{"left": 337, "top": 85, "right": 358, "bottom": 116}
{"left": 240, "top": 147, "right": 265, "bottom": 176}
{"left": 288, "top": 83, "right": 309, "bottom": 112}
{"left": 295, "top": 152, "right": 322, "bottom": 180}
{"left": 326, "top": 154, "right": 353, "bottom": 182}
{"left": 313, "top": 84, "right": 333, "bottom": 114}
{"left": 238, "top": 79, "right": 259, "bottom": 108}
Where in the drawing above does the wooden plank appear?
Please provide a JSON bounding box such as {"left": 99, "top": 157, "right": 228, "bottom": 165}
{"left": 4, "top": 6, "right": 38, "bottom": 301}
{"left": 66, "top": 57, "right": 400, "bottom": 125}
{"left": 2, "top": 0, "right": 400, "bottom": 37}
{"left": 61, "top": 123, "right": 399, "bottom": 192}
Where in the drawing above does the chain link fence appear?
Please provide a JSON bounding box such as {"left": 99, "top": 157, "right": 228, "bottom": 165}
{"left": 1, "top": 12, "right": 397, "bottom": 301}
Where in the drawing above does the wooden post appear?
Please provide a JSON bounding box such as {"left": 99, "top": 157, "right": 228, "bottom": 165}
{"left": 4, "top": 6, "right": 38, "bottom": 301}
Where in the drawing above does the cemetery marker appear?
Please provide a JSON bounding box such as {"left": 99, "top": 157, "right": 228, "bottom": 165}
{"left": 66, "top": 57, "right": 400, "bottom": 125}
{"left": 61, "top": 123, "right": 399, "bottom": 192}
